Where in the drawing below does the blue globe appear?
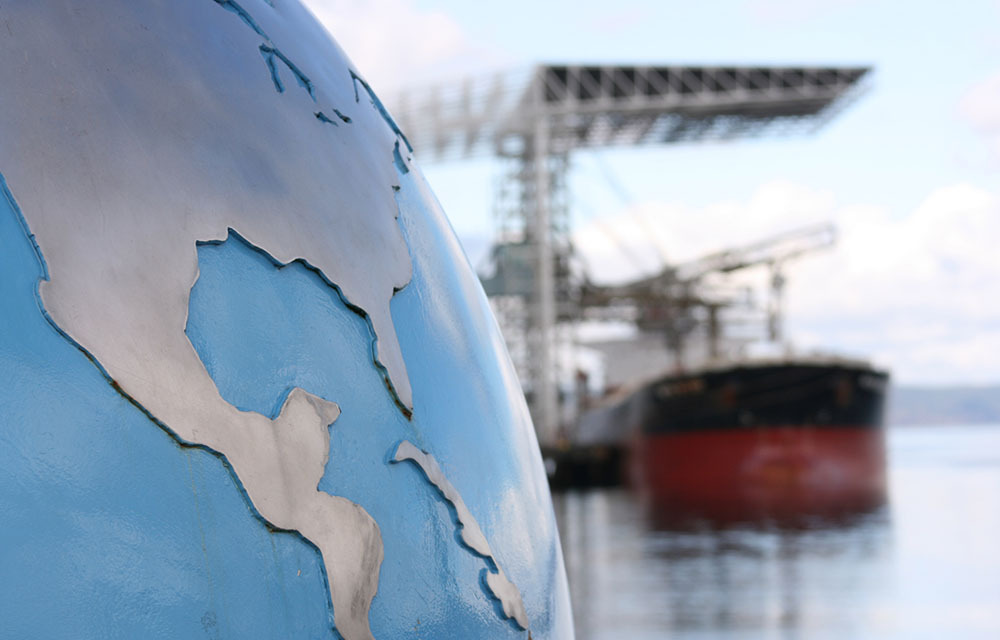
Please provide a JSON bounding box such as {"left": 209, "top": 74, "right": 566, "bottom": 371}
{"left": 0, "top": 1, "right": 572, "bottom": 638}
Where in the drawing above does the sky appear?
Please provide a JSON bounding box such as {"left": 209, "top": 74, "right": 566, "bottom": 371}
{"left": 302, "top": 0, "right": 1000, "bottom": 386}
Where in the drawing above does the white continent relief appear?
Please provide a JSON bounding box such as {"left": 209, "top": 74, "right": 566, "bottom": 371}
{"left": 0, "top": 1, "right": 418, "bottom": 639}
{"left": 392, "top": 441, "right": 531, "bottom": 630}
{"left": 227, "top": 388, "right": 385, "bottom": 640}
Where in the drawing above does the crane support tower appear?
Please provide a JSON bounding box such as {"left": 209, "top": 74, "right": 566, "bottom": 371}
{"left": 389, "top": 64, "right": 870, "bottom": 446}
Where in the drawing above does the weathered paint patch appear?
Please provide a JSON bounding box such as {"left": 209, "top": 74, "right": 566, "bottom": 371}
{"left": 259, "top": 43, "right": 316, "bottom": 100}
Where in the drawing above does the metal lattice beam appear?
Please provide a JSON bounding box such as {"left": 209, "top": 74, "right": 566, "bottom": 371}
{"left": 388, "top": 64, "right": 871, "bottom": 160}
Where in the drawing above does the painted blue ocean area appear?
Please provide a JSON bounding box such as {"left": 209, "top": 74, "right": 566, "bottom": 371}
{"left": 0, "top": 174, "right": 337, "bottom": 638}
{"left": 0, "top": 168, "right": 565, "bottom": 638}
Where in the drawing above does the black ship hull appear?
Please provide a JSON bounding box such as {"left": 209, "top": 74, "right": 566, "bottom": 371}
{"left": 633, "top": 360, "right": 888, "bottom": 435}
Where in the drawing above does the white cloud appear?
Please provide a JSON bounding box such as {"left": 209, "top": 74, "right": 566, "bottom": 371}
{"left": 574, "top": 179, "right": 835, "bottom": 283}
{"left": 574, "top": 181, "right": 1000, "bottom": 385}
{"left": 790, "top": 183, "right": 1000, "bottom": 384}
{"left": 960, "top": 71, "right": 1000, "bottom": 158}
{"left": 300, "top": 0, "right": 504, "bottom": 92}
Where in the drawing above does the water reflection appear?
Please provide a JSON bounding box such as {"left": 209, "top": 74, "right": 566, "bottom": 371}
{"left": 555, "top": 426, "right": 1000, "bottom": 639}
{"left": 554, "top": 489, "right": 891, "bottom": 639}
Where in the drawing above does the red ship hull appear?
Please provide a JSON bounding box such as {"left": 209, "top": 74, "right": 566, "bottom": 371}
{"left": 630, "top": 425, "right": 887, "bottom": 524}
{"left": 611, "top": 360, "right": 890, "bottom": 524}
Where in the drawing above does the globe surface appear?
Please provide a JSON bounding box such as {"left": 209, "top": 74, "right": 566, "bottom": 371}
{"left": 0, "top": 1, "right": 573, "bottom": 638}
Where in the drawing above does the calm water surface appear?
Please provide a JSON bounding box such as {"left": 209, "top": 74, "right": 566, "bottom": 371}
{"left": 553, "top": 425, "right": 1000, "bottom": 639}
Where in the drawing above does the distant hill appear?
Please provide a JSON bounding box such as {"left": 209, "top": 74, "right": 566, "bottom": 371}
{"left": 889, "top": 386, "right": 1000, "bottom": 426}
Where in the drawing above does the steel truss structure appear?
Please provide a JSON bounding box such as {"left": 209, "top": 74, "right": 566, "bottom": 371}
{"left": 389, "top": 64, "right": 870, "bottom": 445}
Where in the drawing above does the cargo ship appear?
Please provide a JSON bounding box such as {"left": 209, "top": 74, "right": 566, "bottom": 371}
{"left": 564, "top": 353, "right": 889, "bottom": 524}
{"left": 622, "top": 356, "right": 889, "bottom": 524}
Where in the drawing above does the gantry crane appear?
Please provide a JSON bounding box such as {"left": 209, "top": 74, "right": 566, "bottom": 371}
{"left": 389, "top": 64, "right": 869, "bottom": 445}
